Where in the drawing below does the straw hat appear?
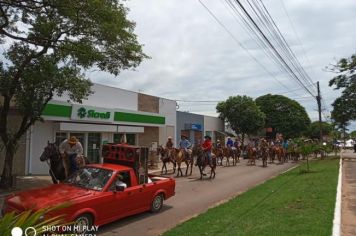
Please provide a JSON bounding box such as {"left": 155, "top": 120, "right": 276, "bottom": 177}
{"left": 68, "top": 136, "right": 78, "bottom": 145}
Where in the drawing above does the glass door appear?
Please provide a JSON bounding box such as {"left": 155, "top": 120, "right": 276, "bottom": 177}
{"left": 87, "top": 133, "right": 101, "bottom": 163}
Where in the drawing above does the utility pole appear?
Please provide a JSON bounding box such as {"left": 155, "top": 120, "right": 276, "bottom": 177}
{"left": 316, "top": 81, "right": 323, "bottom": 141}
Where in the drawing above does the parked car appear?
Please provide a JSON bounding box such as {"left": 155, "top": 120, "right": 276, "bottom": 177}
{"left": 2, "top": 146, "right": 175, "bottom": 234}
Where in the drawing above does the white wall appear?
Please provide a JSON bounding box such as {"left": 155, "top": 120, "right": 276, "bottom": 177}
{"left": 29, "top": 121, "right": 55, "bottom": 175}
{"left": 204, "top": 116, "right": 224, "bottom": 132}
{"left": 52, "top": 83, "right": 138, "bottom": 110}
{"left": 159, "top": 98, "right": 177, "bottom": 146}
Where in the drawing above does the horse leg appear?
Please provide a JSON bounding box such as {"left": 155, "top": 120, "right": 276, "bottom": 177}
{"left": 190, "top": 160, "right": 193, "bottom": 175}
{"left": 161, "top": 162, "right": 165, "bottom": 174}
{"left": 199, "top": 165, "right": 203, "bottom": 180}
{"left": 185, "top": 161, "right": 189, "bottom": 176}
{"left": 49, "top": 170, "right": 58, "bottom": 184}
{"left": 172, "top": 161, "right": 176, "bottom": 174}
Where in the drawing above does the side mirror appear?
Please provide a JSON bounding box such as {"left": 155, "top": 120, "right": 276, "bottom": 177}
{"left": 115, "top": 185, "right": 125, "bottom": 192}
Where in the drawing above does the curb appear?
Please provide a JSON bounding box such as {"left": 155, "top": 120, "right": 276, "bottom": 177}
{"left": 332, "top": 156, "right": 342, "bottom": 236}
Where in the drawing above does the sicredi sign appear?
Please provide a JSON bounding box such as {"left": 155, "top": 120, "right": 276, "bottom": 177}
{"left": 71, "top": 105, "right": 114, "bottom": 123}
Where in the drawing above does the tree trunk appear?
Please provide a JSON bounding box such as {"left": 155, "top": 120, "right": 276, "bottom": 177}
{"left": 0, "top": 143, "right": 16, "bottom": 189}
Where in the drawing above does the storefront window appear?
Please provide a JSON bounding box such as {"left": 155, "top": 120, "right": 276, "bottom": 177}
{"left": 55, "top": 132, "right": 68, "bottom": 146}
{"left": 113, "top": 133, "right": 136, "bottom": 145}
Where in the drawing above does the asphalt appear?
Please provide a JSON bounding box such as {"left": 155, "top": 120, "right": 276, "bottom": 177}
{"left": 341, "top": 149, "right": 356, "bottom": 236}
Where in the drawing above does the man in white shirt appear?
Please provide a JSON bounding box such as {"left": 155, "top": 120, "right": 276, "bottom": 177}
{"left": 59, "top": 136, "right": 83, "bottom": 176}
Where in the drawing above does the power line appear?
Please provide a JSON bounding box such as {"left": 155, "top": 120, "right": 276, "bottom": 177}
{"left": 231, "top": 0, "right": 316, "bottom": 97}
{"left": 198, "top": 0, "right": 297, "bottom": 94}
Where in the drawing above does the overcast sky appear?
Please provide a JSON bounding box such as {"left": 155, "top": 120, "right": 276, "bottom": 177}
{"left": 90, "top": 1, "right": 355, "bottom": 130}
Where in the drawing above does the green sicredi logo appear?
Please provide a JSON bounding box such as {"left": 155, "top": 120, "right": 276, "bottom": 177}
{"left": 77, "top": 107, "right": 110, "bottom": 119}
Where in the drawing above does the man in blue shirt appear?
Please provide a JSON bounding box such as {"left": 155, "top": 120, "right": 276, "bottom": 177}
{"left": 179, "top": 135, "right": 192, "bottom": 150}
{"left": 226, "top": 137, "right": 234, "bottom": 148}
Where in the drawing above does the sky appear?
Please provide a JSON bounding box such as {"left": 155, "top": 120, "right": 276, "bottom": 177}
{"left": 3, "top": 0, "right": 355, "bottom": 130}
{"left": 88, "top": 0, "right": 356, "bottom": 131}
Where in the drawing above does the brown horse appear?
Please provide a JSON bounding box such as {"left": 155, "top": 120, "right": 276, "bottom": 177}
{"left": 157, "top": 146, "right": 176, "bottom": 174}
{"left": 275, "top": 146, "right": 285, "bottom": 163}
{"left": 193, "top": 146, "right": 216, "bottom": 179}
{"left": 268, "top": 146, "right": 276, "bottom": 163}
{"left": 260, "top": 140, "right": 269, "bottom": 167}
{"left": 247, "top": 145, "right": 257, "bottom": 165}
{"left": 172, "top": 148, "right": 193, "bottom": 177}
{"left": 213, "top": 147, "right": 224, "bottom": 166}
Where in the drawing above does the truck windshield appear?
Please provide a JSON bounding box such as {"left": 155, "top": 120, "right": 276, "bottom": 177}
{"left": 65, "top": 167, "right": 113, "bottom": 191}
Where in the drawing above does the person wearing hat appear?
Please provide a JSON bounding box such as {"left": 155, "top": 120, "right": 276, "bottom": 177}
{"left": 202, "top": 135, "right": 213, "bottom": 174}
{"left": 216, "top": 139, "right": 222, "bottom": 149}
{"left": 226, "top": 137, "right": 233, "bottom": 148}
{"left": 179, "top": 135, "right": 192, "bottom": 150}
{"left": 115, "top": 174, "right": 127, "bottom": 189}
{"left": 165, "top": 136, "right": 174, "bottom": 149}
{"left": 59, "top": 136, "right": 83, "bottom": 176}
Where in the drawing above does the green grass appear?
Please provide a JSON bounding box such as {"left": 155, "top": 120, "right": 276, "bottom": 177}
{"left": 163, "top": 159, "right": 339, "bottom": 236}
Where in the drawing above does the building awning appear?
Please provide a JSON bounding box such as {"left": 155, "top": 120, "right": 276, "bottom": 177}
{"left": 215, "top": 130, "right": 235, "bottom": 137}
{"left": 59, "top": 122, "right": 144, "bottom": 133}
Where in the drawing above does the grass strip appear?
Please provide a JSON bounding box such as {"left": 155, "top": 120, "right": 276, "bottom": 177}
{"left": 163, "top": 159, "right": 339, "bottom": 236}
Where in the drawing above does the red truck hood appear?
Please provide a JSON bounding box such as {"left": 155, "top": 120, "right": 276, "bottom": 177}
{"left": 6, "top": 183, "right": 93, "bottom": 211}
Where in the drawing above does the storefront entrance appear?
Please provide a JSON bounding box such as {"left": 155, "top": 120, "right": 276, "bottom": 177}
{"left": 87, "top": 133, "right": 101, "bottom": 163}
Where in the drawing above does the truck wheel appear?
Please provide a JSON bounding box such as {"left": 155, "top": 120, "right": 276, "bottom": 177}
{"left": 151, "top": 194, "right": 163, "bottom": 212}
{"left": 74, "top": 213, "right": 93, "bottom": 234}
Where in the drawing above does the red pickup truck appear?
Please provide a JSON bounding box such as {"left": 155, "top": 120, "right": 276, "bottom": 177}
{"left": 2, "top": 146, "right": 175, "bottom": 234}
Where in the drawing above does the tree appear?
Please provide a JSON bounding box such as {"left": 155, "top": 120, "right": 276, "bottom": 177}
{"left": 331, "top": 97, "right": 351, "bottom": 144}
{"left": 329, "top": 54, "right": 356, "bottom": 121}
{"left": 0, "top": 1, "right": 148, "bottom": 188}
{"left": 255, "top": 94, "right": 311, "bottom": 138}
{"left": 307, "top": 121, "right": 333, "bottom": 139}
{"left": 350, "top": 130, "right": 356, "bottom": 138}
{"left": 216, "top": 95, "right": 265, "bottom": 144}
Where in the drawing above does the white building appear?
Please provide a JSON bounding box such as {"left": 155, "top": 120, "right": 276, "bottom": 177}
{"left": 25, "top": 83, "right": 177, "bottom": 175}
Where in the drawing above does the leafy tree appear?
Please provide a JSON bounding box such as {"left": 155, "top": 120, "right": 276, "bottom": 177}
{"left": 329, "top": 53, "right": 356, "bottom": 121}
{"left": 307, "top": 121, "right": 333, "bottom": 139}
{"left": 216, "top": 95, "right": 265, "bottom": 144}
{"left": 255, "top": 94, "right": 311, "bottom": 138}
{"left": 0, "top": 1, "right": 148, "bottom": 188}
{"left": 331, "top": 97, "right": 351, "bottom": 143}
{"left": 350, "top": 130, "right": 356, "bottom": 138}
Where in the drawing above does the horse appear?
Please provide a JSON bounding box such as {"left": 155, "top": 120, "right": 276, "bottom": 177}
{"left": 260, "top": 140, "right": 269, "bottom": 167}
{"left": 192, "top": 146, "right": 216, "bottom": 179}
{"left": 40, "top": 142, "right": 66, "bottom": 184}
{"left": 40, "top": 142, "right": 88, "bottom": 184}
{"left": 246, "top": 145, "right": 257, "bottom": 165}
{"left": 213, "top": 147, "right": 224, "bottom": 166}
{"left": 172, "top": 148, "right": 193, "bottom": 177}
{"left": 157, "top": 146, "right": 176, "bottom": 175}
{"left": 268, "top": 146, "right": 276, "bottom": 163}
{"left": 275, "top": 146, "right": 285, "bottom": 164}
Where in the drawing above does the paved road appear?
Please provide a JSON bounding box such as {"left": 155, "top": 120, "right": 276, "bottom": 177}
{"left": 341, "top": 150, "right": 356, "bottom": 236}
{"left": 100, "top": 159, "right": 296, "bottom": 236}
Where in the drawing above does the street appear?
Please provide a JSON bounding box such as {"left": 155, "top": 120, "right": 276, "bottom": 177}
{"left": 99, "top": 159, "right": 296, "bottom": 236}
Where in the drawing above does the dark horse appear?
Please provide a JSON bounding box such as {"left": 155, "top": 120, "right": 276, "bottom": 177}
{"left": 39, "top": 142, "right": 66, "bottom": 184}
{"left": 157, "top": 145, "right": 176, "bottom": 175}
{"left": 193, "top": 146, "right": 216, "bottom": 180}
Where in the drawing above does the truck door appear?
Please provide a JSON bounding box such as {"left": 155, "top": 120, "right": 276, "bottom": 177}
{"left": 106, "top": 171, "right": 143, "bottom": 217}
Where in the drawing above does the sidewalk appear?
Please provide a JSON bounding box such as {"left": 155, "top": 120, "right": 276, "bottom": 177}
{"left": 341, "top": 149, "right": 356, "bottom": 236}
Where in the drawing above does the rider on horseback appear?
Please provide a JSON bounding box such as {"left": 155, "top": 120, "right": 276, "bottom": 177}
{"left": 59, "top": 136, "right": 83, "bottom": 176}
{"left": 202, "top": 135, "right": 213, "bottom": 175}
{"left": 179, "top": 135, "right": 192, "bottom": 157}
{"left": 226, "top": 137, "right": 233, "bottom": 148}
{"left": 166, "top": 136, "right": 174, "bottom": 149}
